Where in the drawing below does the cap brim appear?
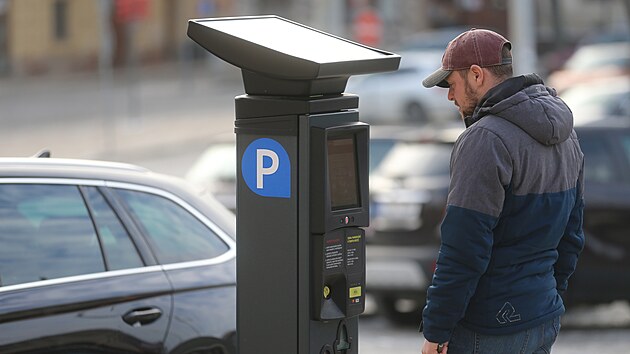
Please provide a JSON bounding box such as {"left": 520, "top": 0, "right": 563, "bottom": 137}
{"left": 422, "top": 68, "right": 451, "bottom": 88}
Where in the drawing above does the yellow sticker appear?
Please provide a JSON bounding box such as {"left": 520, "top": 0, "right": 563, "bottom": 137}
{"left": 323, "top": 286, "right": 331, "bottom": 299}
{"left": 349, "top": 286, "right": 362, "bottom": 298}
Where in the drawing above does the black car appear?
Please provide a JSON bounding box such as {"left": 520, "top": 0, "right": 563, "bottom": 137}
{"left": 366, "top": 122, "right": 630, "bottom": 323}
{"left": 568, "top": 122, "right": 630, "bottom": 305}
{"left": 366, "top": 127, "right": 461, "bottom": 323}
{"left": 0, "top": 158, "right": 237, "bottom": 353}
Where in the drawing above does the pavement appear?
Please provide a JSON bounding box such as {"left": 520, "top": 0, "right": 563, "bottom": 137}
{"left": 0, "top": 59, "right": 243, "bottom": 177}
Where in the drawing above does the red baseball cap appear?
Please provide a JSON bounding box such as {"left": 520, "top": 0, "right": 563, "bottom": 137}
{"left": 422, "top": 28, "right": 512, "bottom": 88}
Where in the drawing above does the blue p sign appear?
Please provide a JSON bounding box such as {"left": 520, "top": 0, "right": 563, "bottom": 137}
{"left": 242, "top": 138, "right": 291, "bottom": 198}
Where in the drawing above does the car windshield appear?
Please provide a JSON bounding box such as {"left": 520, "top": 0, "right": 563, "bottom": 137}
{"left": 370, "top": 139, "right": 397, "bottom": 173}
{"left": 186, "top": 143, "right": 236, "bottom": 183}
{"left": 565, "top": 43, "right": 630, "bottom": 70}
{"left": 561, "top": 79, "right": 630, "bottom": 124}
{"left": 578, "top": 128, "right": 630, "bottom": 184}
{"left": 375, "top": 142, "right": 452, "bottom": 178}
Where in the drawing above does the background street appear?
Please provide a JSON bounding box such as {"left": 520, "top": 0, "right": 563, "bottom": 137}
{"left": 0, "top": 59, "right": 239, "bottom": 177}
{"left": 3, "top": 59, "right": 630, "bottom": 352}
{"left": 359, "top": 313, "right": 630, "bottom": 353}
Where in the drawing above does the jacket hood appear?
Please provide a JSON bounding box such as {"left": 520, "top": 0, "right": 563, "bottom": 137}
{"left": 465, "top": 74, "right": 574, "bottom": 146}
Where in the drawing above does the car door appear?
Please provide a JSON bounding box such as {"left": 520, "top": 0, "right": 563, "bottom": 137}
{"left": 0, "top": 181, "right": 173, "bottom": 353}
{"left": 572, "top": 127, "right": 630, "bottom": 303}
{"left": 109, "top": 185, "right": 237, "bottom": 354}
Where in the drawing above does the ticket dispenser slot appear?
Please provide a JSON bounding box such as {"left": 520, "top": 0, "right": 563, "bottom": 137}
{"left": 311, "top": 123, "right": 369, "bottom": 322}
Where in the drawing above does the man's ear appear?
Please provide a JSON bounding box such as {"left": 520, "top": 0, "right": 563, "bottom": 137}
{"left": 469, "top": 65, "right": 484, "bottom": 86}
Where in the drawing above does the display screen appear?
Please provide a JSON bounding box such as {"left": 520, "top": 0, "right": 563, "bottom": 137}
{"left": 328, "top": 136, "right": 360, "bottom": 210}
{"left": 197, "top": 17, "right": 389, "bottom": 64}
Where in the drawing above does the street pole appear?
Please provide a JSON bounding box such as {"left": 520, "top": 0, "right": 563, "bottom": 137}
{"left": 312, "top": 0, "right": 346, "bottom": 37}
{"left": 508, "top": 0, "right": 537, "bottom": 75}
{"left": 98, "top": 0, "right": 116, "bottom": 156}
{"left": 236, "top": 0, "right": 256, "bottom": 16}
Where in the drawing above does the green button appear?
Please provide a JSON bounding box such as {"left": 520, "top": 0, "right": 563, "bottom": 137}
{"left": 349, "top": 286, "right": 361, "bottom": 298}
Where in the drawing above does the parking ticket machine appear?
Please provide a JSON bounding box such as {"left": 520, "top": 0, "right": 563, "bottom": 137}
{"left": 187, "top": 15, "right": 399, "bottom": 354}
{"left": 310, "top": 121, "right": 369, "bottom": 323}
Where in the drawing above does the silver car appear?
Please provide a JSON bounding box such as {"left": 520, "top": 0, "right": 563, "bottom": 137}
{"left": 345, "top": 51, "right": 459, "bottom": 125}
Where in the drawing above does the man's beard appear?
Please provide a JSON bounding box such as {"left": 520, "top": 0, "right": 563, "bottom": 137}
{"left": 461, "top": 77, "right": 481, "bottom": 118}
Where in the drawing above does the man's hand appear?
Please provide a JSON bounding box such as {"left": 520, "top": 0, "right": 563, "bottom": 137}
{"left": 421, "top": 339, "right": 448, "bottom": 354}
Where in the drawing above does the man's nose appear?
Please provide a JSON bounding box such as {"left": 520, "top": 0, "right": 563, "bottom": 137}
{"left": 447, "top": 87, "right": 455, "bottom": 101}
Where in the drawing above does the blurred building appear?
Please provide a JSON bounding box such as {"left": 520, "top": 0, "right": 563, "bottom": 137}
{"left": 2, "top": 0, "right": 234, "bottom": 75}
{"left": 0, "top": 0, "right": 627, "bottom": 76}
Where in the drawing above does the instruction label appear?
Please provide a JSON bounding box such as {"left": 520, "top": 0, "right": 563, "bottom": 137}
{"left": 324, "top": 238, "right": 343, "bottom": 270}
{"left": 346, "top": 234, "right": 362, "bottom": 272}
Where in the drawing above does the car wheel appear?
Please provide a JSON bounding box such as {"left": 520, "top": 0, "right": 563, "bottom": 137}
{"left": 406, "top": 102, "right": 429, "bottom": 124}
{"left": 379, "top": 296, "right": 422, "bottom": 326}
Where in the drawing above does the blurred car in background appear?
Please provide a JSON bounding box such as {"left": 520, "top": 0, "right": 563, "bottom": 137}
{"left": 365, "top": 121, "right": 630, "bottom": 323}
{"left": 368, "top": 125, "right": 444, "bottom": 173}
{"left": 576, "top": 28, "right": 630, "bottom": 47}
{"left": 186, "top": 136, "right": 237, "bottom": 212}
{"left": 182, "top": 120, "right": 630, "bottom": 327}
{"left": 561, "top": 77, "right": 630, "bottom": 125}
{"left": 183, "top": 125, "right": 451, "bottom": 214}
{"left": 345, "top": 51, "right": 459, "bottom": 125}
{"left": 0, "top": 157, "right": 237, "bottom": 353}
{"left": 395, "top": 26, "right": 469, "bottom": 52}
{"left": 567, "top": 122, "right": 630, "bottom": 306}
{"left": 365, "top": 126, "right": 463, "bottom": 324}
{"left": 547, "top": 42, "right": 630, "bottom": 93}
{"left": 541, "top": 29, "right": 630, "bottom": 76}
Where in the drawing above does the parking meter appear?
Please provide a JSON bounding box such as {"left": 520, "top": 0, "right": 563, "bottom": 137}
{"left": 188, "top": 15, "right": 399, "bottom": 354}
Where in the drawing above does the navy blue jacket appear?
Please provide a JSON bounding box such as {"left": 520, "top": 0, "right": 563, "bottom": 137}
{"left": 422, "top": 74, "right": 585, "bottom": 343}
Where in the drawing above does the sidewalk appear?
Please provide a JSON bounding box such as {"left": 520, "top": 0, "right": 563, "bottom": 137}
{"left": 0, "top": 59, "right": 242, "bottom": 169}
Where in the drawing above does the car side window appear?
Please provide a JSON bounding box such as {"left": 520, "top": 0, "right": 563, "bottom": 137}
{"left": 84, "top": 187, "right": 143, "bottom": 270}
{"left": 0, "top": 184, "right": 105, "bottom": 287}
{"left": 621, "top": 135, "right": 630, "bottom": 168}
{"left": 579, "top": 134, "right": 630, "bottom": 184}
{"left": 580, "top": 134, "right": 617, "bottom": 183}
{"left": 580, "top": 135, "right": 619, "bottom": 183}
{"left": 114, "top": 189, "right": 229, "bottom": 265}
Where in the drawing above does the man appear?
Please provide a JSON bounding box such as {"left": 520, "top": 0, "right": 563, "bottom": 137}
{"left": 419, "top": 29, "right": 584, "bottom": 354}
